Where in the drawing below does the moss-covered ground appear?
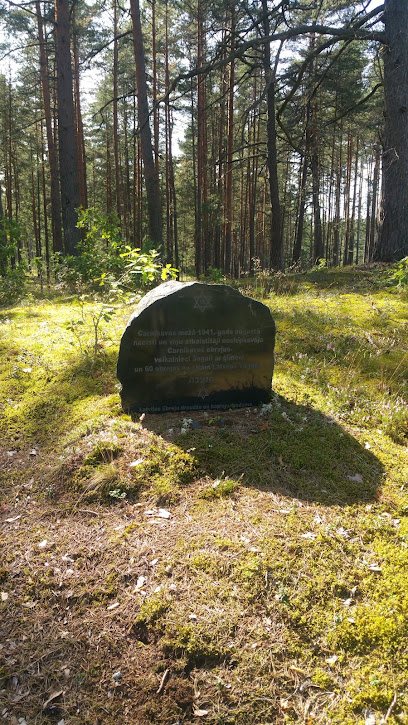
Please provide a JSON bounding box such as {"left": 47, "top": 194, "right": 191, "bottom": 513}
{"left": 0, "top": 267, "right": 407, "bottom": 724}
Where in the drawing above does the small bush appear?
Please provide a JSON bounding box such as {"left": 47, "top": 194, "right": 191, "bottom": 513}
{"left": 0, "top": 266, "right": 26, "bottom": 306}
{"left": 55, "top": 207, "right": 177, "bottom": 294}
{"left": 386, "top": 256, "right": 408, "bottom": 288}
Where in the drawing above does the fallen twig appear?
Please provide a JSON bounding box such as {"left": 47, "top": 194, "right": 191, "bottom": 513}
{"left": 156, "top": 668, "right": 170, "bottom": 695}
{"left": 382, "top": 692, "right": 397, "bottom": 723}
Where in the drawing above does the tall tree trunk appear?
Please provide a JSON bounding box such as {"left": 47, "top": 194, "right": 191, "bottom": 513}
{"left": 55, "top": 0, "right": 81, "bottom": 255}
{"left": 35, "top": 0, "right": 63, "bottom": 253}
{"left": 261, "top": 0, "right": 283, "bottom": 270}
{"left": 31, "top": 164, "right": 40, "bottom": 259}
{"left": 168, "top": 108, "right": 179, "bottom": 272}
{"left": 152, "top": 0, "right": 159, "bottom": 176}
{"left": 190, "top": 73, "right": 199, "bottom": 273}
{"left": 364, "top": 158, "right": 372, "bottom": 263}
{"left": 6, "top": 83, "right": 13, "bottom": 223}
{"left": 333, "top": 123, "right": 343, "bottom": 266}
{"left": 368, "top": 144, "right": 381, "bottom": 261}
{"left": 326, "top": 116, "right": 337, "bottom": 265}
{"left": 113, "top": 0, "right": 121, "bottom": 223}
{"left": 72, "top": 2, "right": 87, "bottom": 210}
{"left": 106, "top": 125, "right": 113, "bottom": 214}
{"left": 376, "top": 0, "right": 408, "bottom": 261}
{"left": 342, "top": 126, "right": 353, "bottom": 265}
{"left": 293, "top": 151, "right": 308, "bottom": 265}
{"left": 196, "top": 0, "right": 208, "bottom": 275}
{"left": 41, "top": 125, "right": 50, "bottom": 282}
{"left": 215, "top": 40, "right": 227, "bottom": 272}
{"left": 132, "top": 91, "right": 138, "bottom": 246}
{"left": 129, "top": 0, "right": 163, "bottom": 249}
{"left": 356, "top": 152, "right": 363, "bottom": 264}
{"left": 249, "top": 92, "right": 260, "bottom": 274}
{"left": 0, "top": 182, "right": 6, "bottom": 275}
{"left": 224, "top": 3, "right": 235, "bottom": 276}
{"left": 123, "top": 100, "right": 130, "bottom": 240}
{"left": 347, "top": 135, "right": 359, "bottom": 266}
{"left": 310, "top": 95, "right": 323, "bottom": 264}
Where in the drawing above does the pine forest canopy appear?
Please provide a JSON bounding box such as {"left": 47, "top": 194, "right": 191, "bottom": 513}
{"left": 0, "top": 0, "right": 407, "bottom": 281}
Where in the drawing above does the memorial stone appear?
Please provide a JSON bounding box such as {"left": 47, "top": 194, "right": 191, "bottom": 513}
{"left": 117, "top": 281, "right": 275, "bottom": 413}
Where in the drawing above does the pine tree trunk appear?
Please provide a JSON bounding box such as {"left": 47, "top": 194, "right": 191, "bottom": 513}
{"left": 129, "top": 0, "right": 163, "bottom": 250}
{"left": 40, "top": 127, "right": 50, "bottom": 282}
{"left": 310, "top": 98, "right": 323, "bottom": 264}
{"left": 224, "top": 3, "right": 235, "bottom": 276}
{"left": 342, "top": 126, "right": 353, "bottom": 265}
{"left": 165, "top": 1, "right": 172, "bottom": 263}
{"left": 262, "top": 0, "right": 282, "bottom": 270}
{"left": 196, "top": 0, "right": 208, "bottom": 275}
{"left": 132, "top": 92, "right": 138, "bottom": 246}
{"left": 72, "top": 3, "right": 87, "bottom": 210}
{"left": 347, "top": 135, "right": 359, "bottom": 266}
{"left": 333, "top": 124, "right": 343, "bottom": 266}
{"left": 293, "top": 150, "right": 308, "bottom": 265}
{"left": 55, "top": 0, "right": 81, "bottom": 255}
{"left": 376, "top": 0, "right": 408, "bottom": 261}
{"left": 113, "top": 0, "right": 121, "bottom": 223}
{"left": 123, "top": 101, "right": 130, "bottom": 240}
{"left": 356, "top": 153, "right": 363, "bottom": 264}
{"left": 368, "top": 145, "right": 380, "bottom": 261}
{"left": 106, "top": 126, "right": 112, "bottom": 214}
{"left": 35, "top": 1, "right": 63, "bottom": 253}
{"left": 0, "top": 182, "right": 6, "bottom": 275}
{"left": 364, "top": 159, "right": 372, "bottom": 263}
{"left": 215, "top": 42, "right": 227, "bottom": 272}
{"left": 152, "top": 0, "right": 160, "bottom": 176}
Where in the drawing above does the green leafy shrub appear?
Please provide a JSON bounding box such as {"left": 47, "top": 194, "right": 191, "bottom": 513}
{"left": 386, "top": 256, "right": 408, "bottom": 288}
{"left": 0, "top": 265, "right": 26, "bottom": 306}
{"left": 64, "top": 295, "right": 117, "bottom": 361}
{"left": 56, "top": 207, "right": 177, "bottom": 293}
{"left": 0, "top": 218, "right": 26, "bottom": 305}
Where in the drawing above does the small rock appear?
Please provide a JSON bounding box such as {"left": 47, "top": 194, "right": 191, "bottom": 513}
{"left": 346, "top": 474, "right": 363, "bottom": 483}
{"left": 134, "top": 576, "right": 146, "bottom": 591}
{"left": 190, "top": 418, "right": 203, "bottom": 429}
{"left": 129, "top": 458, "right": 144, "bottom": 467}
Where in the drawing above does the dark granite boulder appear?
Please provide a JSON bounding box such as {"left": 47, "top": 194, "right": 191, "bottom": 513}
{"left": 117, "top": 281, "right": 275, "bottom": 413}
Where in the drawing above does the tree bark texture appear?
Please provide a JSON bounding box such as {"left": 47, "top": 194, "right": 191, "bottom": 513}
{"left": 224, "top": 4, "right": 235, "bottom": 276}
{"left": 113, "top": 0, "right": 121, "bottom": 223}
{"left": 376, "top": 0, "right": 408, "bottom": 261}
{"left": 35, "top": 1, "right": 63, "bottom": 253}
{"left": 55, "top": 0, "right": 81, "bottom": 255}
{"left": 261, "top": 0, "right": 283, "bottom": 271}
{"left": 72, "top": 3, "right": 88, "bottom": 211}
{"left": 129, "top": 0, "right": 163, "bottom": 250}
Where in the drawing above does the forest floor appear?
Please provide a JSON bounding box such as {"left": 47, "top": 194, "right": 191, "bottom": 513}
{"left": 0, "top": 267, "right": 408, "bottom": 725}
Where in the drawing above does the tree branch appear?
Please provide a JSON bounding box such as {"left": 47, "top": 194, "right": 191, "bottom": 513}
{"left": 159, "top": 7, "right": 385, "bottom": 108}
{"left": 326, "top": 82, "right": 383, "bottom": 125}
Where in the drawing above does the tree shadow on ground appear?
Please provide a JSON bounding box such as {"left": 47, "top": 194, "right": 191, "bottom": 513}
{"left": 1, "top": 349, "right": 120, "bottom": 448}
{"left": 140, "top": 395, "right": 384, "bottom": 507}
{"left": 266, "top": 266, "right": 385, "bottom": 294}
{"left": 0, "top": 308, "right": 41, "bottom": 321}
{"left": 0, "top": 331, "right": 385, "bottom": 509}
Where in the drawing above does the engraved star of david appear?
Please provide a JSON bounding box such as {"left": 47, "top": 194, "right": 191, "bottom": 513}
{"left": 193, "top": 293, "right": 212, "bottom": 312}
{"left": 197, "top": 387, "right": 209, "bottom": 399}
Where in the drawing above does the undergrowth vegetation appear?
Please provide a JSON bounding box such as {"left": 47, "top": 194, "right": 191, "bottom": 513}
{"left": 0, "top": 267, "right": 407, "bottom": 724}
